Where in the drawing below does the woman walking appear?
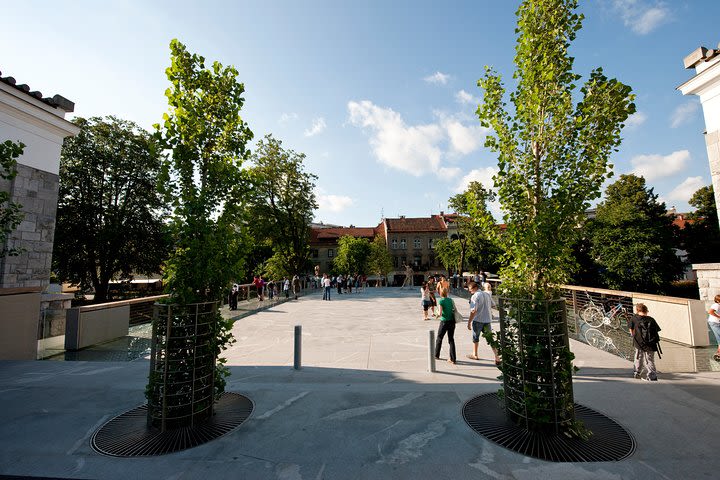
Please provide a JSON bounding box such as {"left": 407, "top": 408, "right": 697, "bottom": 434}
{"left": 434, "top": 287, "right": 457, "bottom": 364}
{"left": 420, "top": 282, "right": 432, "bottom": 320}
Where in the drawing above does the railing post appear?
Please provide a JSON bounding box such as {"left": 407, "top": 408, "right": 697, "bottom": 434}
{"left": 428, "top": 330, "right": 436, "bottom": 372}
{"left": 294, "top": 325, "right": 302, "bottom": 370}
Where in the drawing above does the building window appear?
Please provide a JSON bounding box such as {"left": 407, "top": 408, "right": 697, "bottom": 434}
{"left": 393, "top": 256, "right": 399, "bottom": 268}
{"left": 401, "top": 256, "right": 407, "bottom": 266}
{"left": 400, "top": 238, "right": 406, "bottom": 249}
{"left": 391, "top": 239, "right": 397, "bottom": 249}
{"left": 428, "top": 238, "right": 434, "bottom": 249}
{"left": 311, "top": 249, "right": 319, "bottom": 258}
{"left": 328, "top": 249, "right": 334, "bottom": 258}
{"left": 414, "top": 238, "right": 421, "bottom": 249}
{"left": 413, "top": 256, "right": 421, "bottom": 266}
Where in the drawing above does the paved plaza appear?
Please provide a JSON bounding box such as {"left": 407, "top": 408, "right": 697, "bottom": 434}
{"left": 1, "top": 287, "right": 719, "bottom": 479}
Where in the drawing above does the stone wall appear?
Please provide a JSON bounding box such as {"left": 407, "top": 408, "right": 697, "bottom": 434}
{"left": 694, "top": 263, "right": 720, "bottom": 305}
{"left": 0, "top": 163, "right": 59, "bottom": 289}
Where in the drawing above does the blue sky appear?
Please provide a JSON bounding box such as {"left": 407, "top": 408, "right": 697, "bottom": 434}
{"left": 2, "top": 1, "right": 718, "bottom": 226}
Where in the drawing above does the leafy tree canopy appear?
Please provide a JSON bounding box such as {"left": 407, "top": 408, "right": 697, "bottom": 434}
{"left": 334, "top": 235, "right": 371, "bottom": 275}
{"left": 477, "top": 0, "right": 635, "bottom": 297}
{"left": 367, "top": 235, "right": 393, "bottom": 282}
{"left": 54, "top": 116, "right": 168, "bottom": 302}
{"left": 246, "top": 135, "right": 317, "bottom": 276}
{"left": 157, "top": 39, "right": 253, "bottom": 304}
{"left": 589, "top": 174, "right": 683, "bottom": 293}
{"left": 681, "top": 185, "right": 720, "bottom": 264}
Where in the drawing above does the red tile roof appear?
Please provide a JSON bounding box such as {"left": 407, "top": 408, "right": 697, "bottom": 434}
{"left": 310, "top": 227, "right": 379, "bottom": 243}
{"left": 385, "top": 215, "right": 447, "bottom": 233}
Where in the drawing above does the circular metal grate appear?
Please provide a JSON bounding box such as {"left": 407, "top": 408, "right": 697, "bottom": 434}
{"left": 462, "top": 392, "right": 635, "bottom": 462}
{"left": 91, "top": 392, "right": 254, "bottom": 457}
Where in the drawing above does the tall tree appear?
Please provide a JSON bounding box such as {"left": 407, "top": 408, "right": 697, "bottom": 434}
{"left": 434, "top": 237, "right": 462, "bottom": 275}
{"left": 476, "top": 0, "right": 635, "bottom": 435}
{"left": 367, "top": 235, "right": 393, "bottom": 285}
{"left": 0, "top": 140, "right": 25, "bottom": 257}
{"left": 54, "top": 117, "right": 168, "bottom": 302}
{"left": 447, "top": 181, "right": 497, "bottom": 274}
{"left": 683, "top": 185, "right": 720, "bottom": 264}
{"left": 334, "top": 235, "right": 371, "bottom": 275}
{"left": 246, "top": 135, "right": 317, "bottom": 276}
{"left": 590, "top": 174, "right": 684, "bottom": 293}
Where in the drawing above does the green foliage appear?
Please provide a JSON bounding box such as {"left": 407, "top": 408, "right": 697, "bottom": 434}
{"left": 0, "top": 140, "right": 25, "bottom": 257}
{"left": 434, "top": 238, "right": 461, "bottom": 273}
{"left": 53, "top": 117, "right": 168, "bottom": 302}
{"left": 447, "top": 181, "right": 501, "bottom": 273}
{"left": 683, "top": 185, "right": 720, "bottom": 264}
{"left": 477, "top": 0, "right": 635, "bottom": 298}
{"left": 157, "top": 39, "right": 253, "bottom": 304}
{"left": 589, "top": 174, "right": 683, "bottom": 294}
{"left": 152, "top": 39, "right": 253, "bottom": 412}
{"left": 368, "top": 235, "right": 393, "bottom": 280}
{"left": 245, "top": 135, "right": 317, "bottom": 276}
{"left": 334, "top": 235, "right": 372, "bottom": 274}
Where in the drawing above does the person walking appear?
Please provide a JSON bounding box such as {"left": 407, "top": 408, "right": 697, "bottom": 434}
{"left": 629, "top": 303, "right": 662, "bottom": 381}
{"left": 708, "top": 294, "right": 720, "bottom": 362}
{"left": 229, "top": 284, "right": 239, "bottom": 310}
{"left": 337, "top": 274, "right": 344, "bottom": 295}
{"left": 420, "top": 281, "right": 432, "bottom": 320}
{"left": 322, "top": 273, "right": 331, "bottom": 301}
{"left": 282, "top": 277, "right": 290, "bottom": 298}
{"left": 434, "top": 287, "right": 457, "bottom": 364}
{"left": 466, "top": 281, "right": 500, "bottom": 365}
{"left": 292, "top": 275, "right": 301, "bottom": 300}
{"left": 267, "top": 279, "right": 275, "bottom": 300}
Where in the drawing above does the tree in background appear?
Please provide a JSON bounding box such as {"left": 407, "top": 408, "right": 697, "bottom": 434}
{"left": 246, "top": 135, "right": 317, "bottom": 276}
{"left": 0, "top": 140, "right": 25, "bottom": 257}
{"left": 53, "top": 117, "right": 168, "bottom": 302}
{"left": 367, "top": 235, "right": 393, "bottom": 285}
{"left": 589, "top": 174, "right": 683, "bottom": 294}
{"left": 334, "top": 235, "right": 371, "bottom": 275}
{"left": 447, "top": 181, "right": 497, "bottom": 274}
{"left": 682, "top": 185, "right": 720, "bottom": 264}
{"left": 434, "top": 237, "right": 462, "bottom": 275}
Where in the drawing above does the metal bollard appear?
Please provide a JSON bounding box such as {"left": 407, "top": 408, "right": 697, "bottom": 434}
{"left": 428, "top": 329, "right": 436, "bottom": 372}
{"left": 294, "top": 325, "right": 302, "bottom": 370}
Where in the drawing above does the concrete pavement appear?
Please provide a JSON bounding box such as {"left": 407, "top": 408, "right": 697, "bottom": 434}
{"left": 1, "top": 287, "right": 719, "bottom": 479}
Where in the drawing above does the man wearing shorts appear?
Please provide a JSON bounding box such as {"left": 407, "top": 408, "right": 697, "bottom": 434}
{"left": 466, "top": 281, "right": 500, "bottom": 365}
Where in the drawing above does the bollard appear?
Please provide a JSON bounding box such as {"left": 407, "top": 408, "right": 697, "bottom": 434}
{"left": 428, "top": 329, "right": 436, "bottom": 372}
{"left": 294, "top": 325, "right": 302, "bottom": 370}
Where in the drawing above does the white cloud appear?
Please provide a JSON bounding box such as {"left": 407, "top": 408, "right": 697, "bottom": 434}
{"left": 279, "top": 112, "right": 298, "bottom": 124}
{"left": 442, "top": 118, "right": 487, "bottom": 155}
{"left": 455, "top": 167, "right": 498, "bottom": 193}
{"left": 348, "top": 100, "right": 444, "bottom": 176}
{"left": 625, "top": 111, "right": 647, "bottom": 128}
{"left": 424, "top": 71, "right": 450, "bottom": 85}
{"left": 612, "top": 0, "right": 671, "bottom": 35}
{"left": 630, "top": 149, "right": 690, "bottom": 181}
{"left": 438, "top": 166, "right": 462, "bottom": 178}
{"left": 304, "top": 117, "right": 327, "bottom": 137}
{"left": 670, "top": 101, "right": 700, "bottom": 128}
{"left": 455, "top": 89, "right": 480, "bottom": 105}
{"left": 667, "top": 176, "right": 705, "bottom": 203}
{"left": 315, "top": 188, "right": 354, "bottom": 213}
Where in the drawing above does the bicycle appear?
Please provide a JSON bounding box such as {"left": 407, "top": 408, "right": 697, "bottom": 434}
{"left": 582, "top": 326, "right": 628, "bottom": 360}
{"left": 579, "top": 292, "right": 630, "bottom": 330}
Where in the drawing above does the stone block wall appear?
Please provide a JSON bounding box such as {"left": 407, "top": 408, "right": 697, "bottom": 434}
{"left": 0, "top": 163, "right": 59, "bottom": 289}
{"left": 694, "top": 263, "right": 720, "bottom": 305}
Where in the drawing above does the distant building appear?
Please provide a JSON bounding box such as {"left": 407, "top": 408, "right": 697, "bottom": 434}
{"left": 309, "top": 224, "right": 382, "bottom": 274}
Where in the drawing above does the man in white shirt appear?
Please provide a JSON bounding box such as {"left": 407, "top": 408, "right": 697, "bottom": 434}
{"left": 466, "top": 282, "right": 500, "bottom": 365}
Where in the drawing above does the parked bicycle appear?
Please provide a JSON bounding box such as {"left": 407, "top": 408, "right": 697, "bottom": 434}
{"left": 579, "top": 292, "right": 631, "bottom": 330}
{"left": 582, "top": 325, "right": 628, "bottom": 360}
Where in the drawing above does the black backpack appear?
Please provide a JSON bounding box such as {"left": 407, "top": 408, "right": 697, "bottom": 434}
{"left": 635, "top": 316, "right": 662, "bottom": 358}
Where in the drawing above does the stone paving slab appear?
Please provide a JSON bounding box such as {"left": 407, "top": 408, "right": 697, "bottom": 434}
{"left": 0, "top": 287, "right": 719, "bottom": 479}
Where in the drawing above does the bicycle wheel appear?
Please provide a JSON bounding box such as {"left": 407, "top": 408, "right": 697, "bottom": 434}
{"left": 612, "top": 311, "right": 630, "bottom": 330}
{"left": 581, "top": 306, "right": 605, "bottom": 327}
{"left": 584, "top": 328, "right": 607, "bottom": 349}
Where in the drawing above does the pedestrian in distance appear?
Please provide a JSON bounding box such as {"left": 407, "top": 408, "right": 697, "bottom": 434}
{"left": 434, "top": 287, "right": 457, "bottom": 365}
{"left": 628, "top": 303, "right": 662, "bottom": 381}
{"left": 466, "top": 281, "right": 501, "bottom": 365}
{"left": 337, "top": 274, "right": 344, "bottom": 294}
{"left": 322, "top": 273, "right": 331, "bottom": 301}
{"left": 420, "top": 281, "right": 432, "bottom": 320}
{"left": 707, "top": 294, "right": 720, "bottom": 362}
{"left": 427, "top": 276, "right": 437, "bottom": 316}
{"left": 292, "top": 275, "right": 301, "bottom": 300}
{"left": 283, "top": 277, "right": 290, "bottom": 298}
{"left": 229, "top": 284, "right": 239, "bottom": 310}
{"left": 267, "top": 279, "right": 275, "bottom": 300}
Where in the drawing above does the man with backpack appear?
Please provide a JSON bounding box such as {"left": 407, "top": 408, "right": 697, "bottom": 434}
{"left": 628, "top": 303, "right": 662, "bottom": 381}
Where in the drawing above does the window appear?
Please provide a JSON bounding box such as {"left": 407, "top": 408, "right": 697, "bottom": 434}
{"left": 400, "top": 238, "right": 406, "bottom": 249}
{"left": 428, "top": 238, "right": 434, "bottom": 249}
{"left": 311, "top": 249, "right": 319, "bottom": 258}
{"left": 401, "top": 256, "right": 407, "bottom": 266}
{"left": 414, "top": 238, "right": 421, "bottom": 249}
{"left": 328, "top": 249, "right": 334, "bottom": 258}
{"left": 393, "top": 256, "right": 399, "bottom": 268}
{"left": 391, "top": 239, "right": 397, "bottom": 249}
{"left": 413, "top": 256, "right": 421, "bottom": 266}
